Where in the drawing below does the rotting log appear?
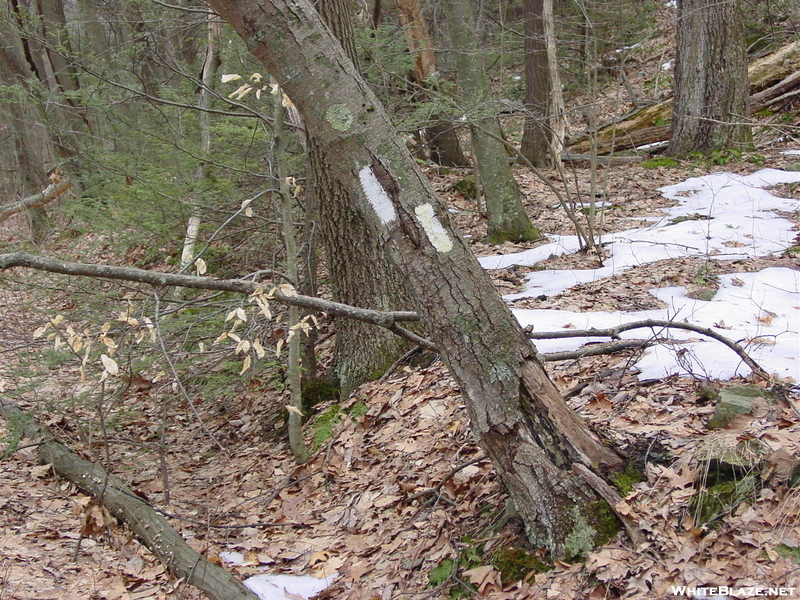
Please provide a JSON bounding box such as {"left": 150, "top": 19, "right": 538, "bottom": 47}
{"left": 0, "top": 399, "right": 259, "bottom": 600}
{"left": 568, "top": 41, "right": 800, "bottom": 155}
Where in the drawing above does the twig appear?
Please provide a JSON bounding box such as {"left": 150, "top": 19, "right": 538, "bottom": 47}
{"left": 405, "top": 455, "right": 489, "bottom": 503}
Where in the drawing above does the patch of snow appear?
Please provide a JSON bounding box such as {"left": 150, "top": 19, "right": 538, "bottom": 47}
{"left": 219, "top": 551, "right": 245, "bottom": 566}
{"left": 244, "top": 572, "right": 339, "bottom": 600}
{"left": 480, "top": 169, "right": 800, "bottom": 298}
{"left": 516, "top": 268, "right": 799, "bottom": 380}
{"left": 479, "top": 168, "right": 800, "bottom": 381}
{"left": 661, "top": 59, "right": 674, "bottom": 70}
{"left": 781, "top": 149, "right": 800, "bottom": 155}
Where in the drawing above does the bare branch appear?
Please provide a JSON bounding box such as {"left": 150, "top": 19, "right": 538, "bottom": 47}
{"left": 0, "top": 251, "right": 424, "bottom": 337}
{"left": 530, "top": 319, "right": 770, "bottom": 378}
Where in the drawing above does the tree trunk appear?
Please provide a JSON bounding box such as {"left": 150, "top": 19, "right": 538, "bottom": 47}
{"left": 181, "top": 14, "right": 221, "bottom": 272}
{"left": 521, "top": 0, "right": 565, "bottom": 168}
{"left": 0, "top": 29, "right": 56, "bottom": 241}
{"left": 0, "top": 400, "right": 259, "bottom": 600}
{"left": 442, "top": 0, "right": 542, "bottom": 244}
{"left": 395, "top": 0, "right": 469, "bottom": 167}
{"left": 312, "top": 0, "right": 417, "bottom": 398}
{"left": 206, "top": 0, "right": 625, "bottom": 557}
{"left": 668, "top": 0, "right": 752, "bottom": 156}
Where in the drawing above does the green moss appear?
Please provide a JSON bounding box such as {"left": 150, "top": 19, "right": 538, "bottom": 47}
{"left": 690, "top": 474, "right": 757, "bottom": 526}
{"left": 610, "top": 465, "right": 644, "bottom": 496}
{"left": 564, "top": 501, "right": 622, "bottom": 561}
{"left": 492, "top": 547, "right": 550, "bottom": 583}
{"left": 783, "top": 245, "right": 800, "bottom": 258}
{"left": 775, "top": 543, "right": 800, "bottom": 563}
{"left": 486, "top": 223, "right": 542, "bottom": 245}
{"left": 641, "top": 157, "right": 679, "bottom": 169}
{"left": 586, "top": 501, "right": 622, "bottom": 547}
{"left": 302, "top": 378, "right": 339, "bottom": 410}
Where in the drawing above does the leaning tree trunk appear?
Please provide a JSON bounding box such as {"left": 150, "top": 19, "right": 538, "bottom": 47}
{"left": 312, "top": 0, "right": 417, "bottom": 398}
{"left": 442, "top": 0, "right": 542, "bottom": 244}
{"left": 521, "top": 0, "right": 565, "bottom": 168}
{"left": 395, "top": 0, "right": 469, "bottom": 167}
{"left": 207, "top": 0, "right": 625, "bottom": 557}
{"left": 668, "top": 0, "right": 751, "bottom": 156}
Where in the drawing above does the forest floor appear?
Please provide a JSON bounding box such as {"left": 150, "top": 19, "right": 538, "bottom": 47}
{"left": 2, "top": 24, "right": 800, "bottom": 600}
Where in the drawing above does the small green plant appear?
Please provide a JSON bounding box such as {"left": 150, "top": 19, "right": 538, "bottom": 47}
{"left": 641, "top": 157, "right": 679, "bottom": 169}
{"left": 427, "top": 538, "right": 483, "bottom": 597}
{"left": 694, "top": 264, "right": 716, "bottom": 286}
{"left": 753, "top": 107, "right": 774, "bottom": 118}
{"left": 311, "top": 404, "right": 342, "bottom": 449}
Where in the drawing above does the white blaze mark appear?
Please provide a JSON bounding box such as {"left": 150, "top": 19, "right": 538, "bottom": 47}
{"left": 358, "top": 165, "right": 396, "bottom": 224}
{"left": 414, "top": 203, "right": 453, "bottom": 253}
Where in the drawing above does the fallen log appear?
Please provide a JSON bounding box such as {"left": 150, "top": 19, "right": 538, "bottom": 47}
{"left": 0, "top": 398, "right": 259, "bottom": 600}
{"left": 568, "top": 41, "right": 800, "bottom": 155}
{"left": 750, "top": 70, "right": 800, "bottom": 113}
{"left": 0, "top": 179, "right": 73, "bottom": 224}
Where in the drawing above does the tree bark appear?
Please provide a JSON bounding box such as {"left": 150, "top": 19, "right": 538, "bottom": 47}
{"left": 312, "top": 0, "right": 418, "bottom": 398}
{"left": 205, "top": 0, "right": 624, "bottom": 557}
{"left": 395, "top": 0, "right": 469, "bottom": 167}
{"left": 521, "top": 0, "right": 565, "bottom": 168}
{"left": 442, "top": 0, "right": 542, "bottom": 244}
{"left": 668, "top": 0, "right": 752, "bottom": 156}
{"left": 567, "top": 40, "right": 799, "bottom": 155}
{"left": 0, "top": 399, "right": 259, "bottom": 600}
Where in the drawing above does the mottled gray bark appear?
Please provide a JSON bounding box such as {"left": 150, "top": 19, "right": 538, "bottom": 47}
{"left": 206, "top": 0, "right": 625, "bottom": 556}
{"left": 312, "top": 0, "right": 416, "bottom": 398}
{"left": 669, "top": 0, "right": 752, "bottom": 156}
{"left": 521, "top": 0, "right": 565, "bottom": 167}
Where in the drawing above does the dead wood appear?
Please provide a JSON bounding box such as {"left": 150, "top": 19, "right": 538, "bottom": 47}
{"left": 567, "top": 41, "right": 800, "bottom": 155}
{"left": 0, "top": 398, "right": 259, "bottom": 600}
{"left": 0, "top": 180, "right": 73, "bottom": 224}
{"left": 529, "top": 319, "right": 769, "bottom": 379}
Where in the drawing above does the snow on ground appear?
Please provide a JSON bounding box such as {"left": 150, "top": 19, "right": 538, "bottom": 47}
{"left": 220, "top": 551, "right": 338, "bottom": 599}
{"left": 478, "top": 167, "right": 800, "bottom": 381}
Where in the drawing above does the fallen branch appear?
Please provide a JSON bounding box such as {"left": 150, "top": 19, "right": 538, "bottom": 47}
{"left": 568, "top": 41, "right": 800, "bottom": 155}
{"left": 0, "top": 399, "right": 259, "bottom": 600}
{"left": 0, "top": 254, "right": 772, "bottom": 374}
{"left": 529, "top": 319, "right": 769, "bottom": 379}
{"left": 540, "top": 340, "right": 650, "bottom": 361}
{"left": 0, "top": 180, "right": 74, "bottom": 224}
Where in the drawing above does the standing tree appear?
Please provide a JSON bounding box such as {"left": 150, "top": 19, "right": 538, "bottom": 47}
{"left": 520, "top": 0, "right": 565, "bottom": 167}
{"left": 395, "top": 0, "right": 469, "bottom": 167}
{"left": 311, "top": 0, "right": 418, "bottom": 398}
{"left": 206, "top": 0, "right": 625, "bottom": 557}
{"left": 668, "top": 0, "right": 752, "bottom": 156}
{"left": 442, "top": 0, "right": 543, "bottom": 244}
